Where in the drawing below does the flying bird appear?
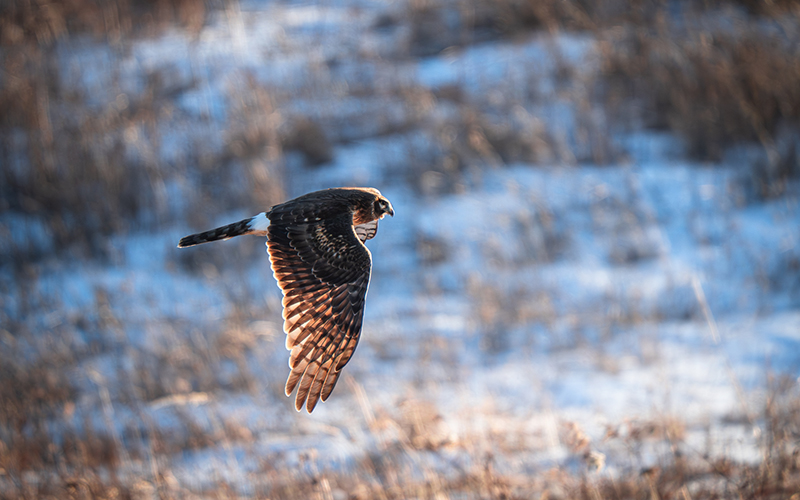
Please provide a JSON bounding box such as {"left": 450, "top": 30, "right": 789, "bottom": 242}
{"left": 178, "top": 187, "right": 394, "bottom": 412}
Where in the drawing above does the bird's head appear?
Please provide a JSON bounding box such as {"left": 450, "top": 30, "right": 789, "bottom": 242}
{"left": 374, "top": 195, "right": 394, "bottom": 219}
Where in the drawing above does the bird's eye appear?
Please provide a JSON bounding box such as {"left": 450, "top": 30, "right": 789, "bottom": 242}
{"left": 375, "top": 199, "right": 386, "bottom": 211}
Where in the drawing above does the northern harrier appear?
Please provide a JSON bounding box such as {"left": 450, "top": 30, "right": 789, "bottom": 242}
{"left": 178, "top": 187, "right": 394, "bottom": 412}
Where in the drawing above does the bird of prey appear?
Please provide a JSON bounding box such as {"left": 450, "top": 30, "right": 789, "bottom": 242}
{"left": 178, "top": 187, "right": 394, "bottom": 412}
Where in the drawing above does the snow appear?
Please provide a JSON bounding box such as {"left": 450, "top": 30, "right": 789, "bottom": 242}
{"left": 1, "top": 0, "right": 799, "bottom": 493}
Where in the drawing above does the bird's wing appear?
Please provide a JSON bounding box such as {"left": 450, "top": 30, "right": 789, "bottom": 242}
{"left": 267, "top": 211, "right": 372, "bottom": 412}
{"left": 354, "top": 219, "right": 379, "bottom": 242}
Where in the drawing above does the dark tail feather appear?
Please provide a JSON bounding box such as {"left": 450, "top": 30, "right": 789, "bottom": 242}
{"left": 178, "top": 218, "right": 254, "bottom": 248}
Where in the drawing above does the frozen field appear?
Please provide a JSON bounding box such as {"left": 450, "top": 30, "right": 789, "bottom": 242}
{"left": 1, "top": 1, "right": 798, "bottom": 497}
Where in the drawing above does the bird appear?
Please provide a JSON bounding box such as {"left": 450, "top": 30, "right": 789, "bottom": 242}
{"left": 178, "top": 187, "right": 394, "bottom": 412}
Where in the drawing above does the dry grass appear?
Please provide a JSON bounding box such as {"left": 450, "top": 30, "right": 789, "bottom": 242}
{"left": 404, "top": 0, "right": 651, "bottom": 56}
{"left": 1, "top": 43, "right": 284, "bottom": 266}
{"left": 2, "top": 44, "right": 139, "bottom": 259}
{"left": 400, "top": 0, "right": 800, "bottom": 199}
{"left": 406, "top": 99, "right": 618, "bottom": 196}
{"left": 600, "top": 15, "right": 800, "bottom": 198}
{"left": 1, "top": 42, "right": 170, "bottom": 261}
{"left": 1, "top": 0, "right": 799, "bottom": 498}
{"left": 0, "top": 0, "right": 209, "bottom": 46}
{"left": 726, "top": 0, "right": 800, "bottom": 16}
{"left": 3, "top": 286, "right": 796, "bottom": 499}
{"left": 0, "top": 353, "right": 77, "bottom": 435}
{"left": 0, "top": 306, "right": 266, "bottom": 498}
{"left": 4, "top": 0, "right": 797, "bottom": 268}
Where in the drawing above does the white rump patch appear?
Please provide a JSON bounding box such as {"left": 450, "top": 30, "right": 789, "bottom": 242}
{"left": 249, "top": 212, "right": 270, "bottom": 235}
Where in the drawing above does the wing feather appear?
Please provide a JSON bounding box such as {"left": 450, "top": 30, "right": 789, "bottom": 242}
{"left": 267, "top": 209, "right": 372, "bottom": 412}
{"left": 354, "top": 220, "right": 379, "bottom": 242}
{"left": 321, "top": 368, "right": 342, "bottom": 401}
{"left": 307, "top": 358, "right": 335, "bottom": 411}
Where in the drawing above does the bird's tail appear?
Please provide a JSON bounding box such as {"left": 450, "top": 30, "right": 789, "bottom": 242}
{"left": 178, "top": 212, "right": 270, "bottom": 248}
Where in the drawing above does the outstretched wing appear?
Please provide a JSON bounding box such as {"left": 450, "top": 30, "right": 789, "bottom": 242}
{"left": 267, "top": 210, "right": 372, "bottom": 412}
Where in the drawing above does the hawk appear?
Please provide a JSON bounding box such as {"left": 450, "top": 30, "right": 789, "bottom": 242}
{"left": 178, "top": 187, "right": 394, "bottom": 412}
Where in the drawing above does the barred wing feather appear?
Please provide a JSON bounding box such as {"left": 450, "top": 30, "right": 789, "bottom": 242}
{"left": 266, "top": 212, "right": 372, "bottom": 412}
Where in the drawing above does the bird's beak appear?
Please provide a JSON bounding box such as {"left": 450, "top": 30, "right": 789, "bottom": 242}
{"left": 387, "top": 205, "right": 394, "bottom": 217}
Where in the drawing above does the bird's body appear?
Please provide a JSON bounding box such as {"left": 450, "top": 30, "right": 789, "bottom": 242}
{"left": 178, "top": 187, "right": 394, "bottom": 412}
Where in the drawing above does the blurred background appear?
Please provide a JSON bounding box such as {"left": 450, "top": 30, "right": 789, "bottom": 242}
{"left": 1, "top": 0, "right": 799, "bottom": 498}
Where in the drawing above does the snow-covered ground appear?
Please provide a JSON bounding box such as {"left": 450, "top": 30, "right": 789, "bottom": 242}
{"left": 2, "top": 1, "right": 799, "bottom": 495}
